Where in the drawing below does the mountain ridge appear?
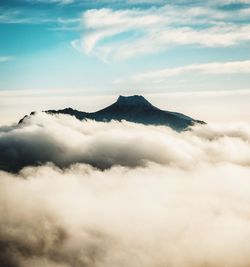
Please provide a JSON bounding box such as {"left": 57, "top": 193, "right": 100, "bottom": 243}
{"left": 19, "top": 95, "right": 205, "bottom": 131}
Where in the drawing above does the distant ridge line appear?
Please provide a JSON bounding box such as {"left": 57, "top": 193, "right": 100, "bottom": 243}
{"left": 19, "top": 95, "right": 205, "bottom": 131}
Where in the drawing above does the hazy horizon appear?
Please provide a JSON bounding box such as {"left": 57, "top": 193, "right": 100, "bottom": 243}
{"left": 1, "top": 89, "right": 250, "bottom": 126}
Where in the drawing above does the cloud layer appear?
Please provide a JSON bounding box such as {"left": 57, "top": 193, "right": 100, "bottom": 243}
{"left": 1, "top": 112, "right": 250, "bottom": 172}
{"left": 1, "top": 113, "right": 250, "bottom": 267}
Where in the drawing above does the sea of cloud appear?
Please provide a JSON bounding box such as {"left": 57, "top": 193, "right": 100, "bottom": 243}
{"left": 0, "top": 113, "right": 250, "bottom": 267}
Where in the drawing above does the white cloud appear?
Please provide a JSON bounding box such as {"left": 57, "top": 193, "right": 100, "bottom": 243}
{"left": 1, "top": 114, "right": 250, "bottom": 266}
{"left": 1, "top": 113, "right": 250, "bottom": 171}
{"left": 27, "top": 0, "right": 75, "bottom": 4}
{"left": 73, "top": 5, "right": 250, "bottom": 61}
{"left": 132, "top": 60, "right": 250, "bottom": 81}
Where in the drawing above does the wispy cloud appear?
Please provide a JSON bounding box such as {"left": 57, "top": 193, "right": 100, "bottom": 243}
{"left": 220, "top": 0, "right": 250, "bottom": 3}
{"left": 72, "top": 4, "right": 250, "bottom": 61}
{"left": 0, "top": 7, "right": 78, "bottom": 26}
{"left": 26, "top": 0, "right": 75, "bottom": 4}
{"left": 0, "top": 9, "right": 31, "bottom": 24}
{"left": 132, "top": 60, "right": 250, "bottom": 82}
{"left": 0, "top": 8, "right": 56, "bottom": 24}
{"left": 0, "top": 56, "right": 13, "bottom": 63}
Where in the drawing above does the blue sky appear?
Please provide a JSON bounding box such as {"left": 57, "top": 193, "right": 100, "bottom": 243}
{"left": 1, "top": 0, "right": 250, "bottom": 123}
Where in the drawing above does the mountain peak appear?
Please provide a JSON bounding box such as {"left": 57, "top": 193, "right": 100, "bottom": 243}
{"left": 116, "top": 95, "right": 154, "bottom": 108}
{"left": 19, "top": 95, "right": 205, "bottom": 131}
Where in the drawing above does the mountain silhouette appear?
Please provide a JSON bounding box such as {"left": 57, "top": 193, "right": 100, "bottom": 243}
{"left": 19, "top": 95, "right": 205, "bottom": 131}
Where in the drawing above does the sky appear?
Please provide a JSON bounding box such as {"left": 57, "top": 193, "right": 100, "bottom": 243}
{"left": 1, "top": 0, "right": 250, "bottom": 124}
